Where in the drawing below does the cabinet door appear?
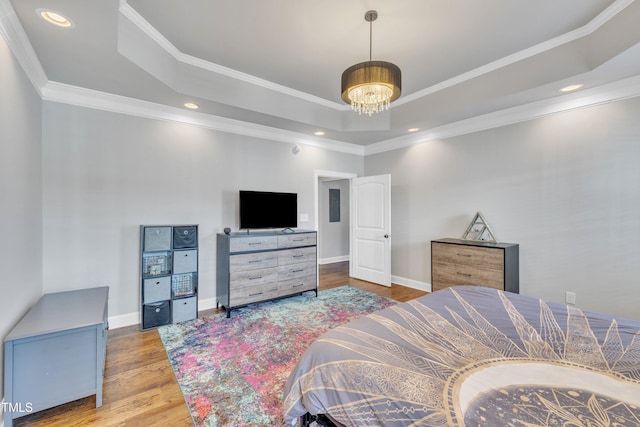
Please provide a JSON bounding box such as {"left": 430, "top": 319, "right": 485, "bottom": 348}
{"left": 173, "top": 250, "right": 198, "bottom": 274}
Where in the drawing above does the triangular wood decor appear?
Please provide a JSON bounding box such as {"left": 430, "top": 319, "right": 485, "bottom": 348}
{"left": 461, "top": 212, "right": 497, "bottom": 243}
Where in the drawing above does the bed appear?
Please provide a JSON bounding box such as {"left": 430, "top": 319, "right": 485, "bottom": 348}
{"left": 283, "top": 286, "right": 640, "bottom": 426}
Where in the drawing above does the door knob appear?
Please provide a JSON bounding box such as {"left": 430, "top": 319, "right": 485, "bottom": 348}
{"left": 384, "top": 234, "right": 389, "bottom": 238}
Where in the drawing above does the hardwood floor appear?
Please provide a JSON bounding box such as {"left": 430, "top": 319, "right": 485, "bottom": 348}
{"left": 14, "top": 262, "right": 426, "bottom": 426}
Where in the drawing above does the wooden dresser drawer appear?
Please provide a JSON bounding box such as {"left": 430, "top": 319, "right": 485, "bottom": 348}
{"left": 432, "top": 242, "right": 503, "bottom": 270}
{"left": 432, "top": 261, "right": 504, "bottom": 292}
{"left": 278, "top": 233, "right": 316, "bottom": 248}
{"left": 230, "top": 235, "right": 277, "bottom": 253}
{"left": 278, "top": 261, "right": 317, "bottom": 280}
{"left": 230, "top": 268, "right": 278, "bottom": 288}
{"left": 230, "top": 251, "right": 278, "bottom": 272}
{"left": 277, "top": 246, "right": 316, "bottom": 266}
{"left": 278, "top": 275, "right": 317, "bottom": 294}
{"left": 230, "top": 283, "right": 280, "bottom": 306}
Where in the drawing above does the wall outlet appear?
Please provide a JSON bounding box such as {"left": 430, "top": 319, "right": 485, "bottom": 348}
{"left": 565, "top": 291, "right": 576, "bottom": 305}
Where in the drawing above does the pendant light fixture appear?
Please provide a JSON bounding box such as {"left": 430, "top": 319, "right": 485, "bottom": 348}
{"left": 341, "top": 10, "right": 401, "bottom": 116}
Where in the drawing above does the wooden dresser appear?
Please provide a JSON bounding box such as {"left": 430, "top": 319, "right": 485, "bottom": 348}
{"left": 217, "top": 230, "right": 317, "bottom": 317}
{"left": 431, "top": 238, "right": 519, "bottom": 293}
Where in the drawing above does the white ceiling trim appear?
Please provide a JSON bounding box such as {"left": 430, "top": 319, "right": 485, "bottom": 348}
{"left": 41, "top": 80, "right": 365, "bottom": 156}
{"left": 365, "top": 74, "right": 640, "bottom": 155}
{"left": 119, "top": 1, "right": 345, "bottom": 111}
{"left": 0, "top": 0, "right": 47, "bottom": 95}
{"left": 4, "top": 0, "right": 639, "bottom": 158}
{"left": 396, "top": 0, "right": 635, "bottom": 106}
{"left": 120, "top": 0, "right": 633, "bottom": 111}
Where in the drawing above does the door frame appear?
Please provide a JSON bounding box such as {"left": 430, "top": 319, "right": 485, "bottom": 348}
{"left": 314, "top": 170, "right": 357, "bottom": 267}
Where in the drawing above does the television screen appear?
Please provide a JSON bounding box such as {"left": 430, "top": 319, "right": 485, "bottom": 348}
{"left": 239, "top": 190, "right": 297, "bottom": 229}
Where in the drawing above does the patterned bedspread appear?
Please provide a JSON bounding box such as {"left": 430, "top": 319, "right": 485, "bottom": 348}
{"left": 283, "top": 286, "right": 640, "bottom": 426}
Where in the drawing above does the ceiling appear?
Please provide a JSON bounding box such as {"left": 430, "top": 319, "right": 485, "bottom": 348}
{"left": 6, "top": 0, "right": 640, "bottom": 151}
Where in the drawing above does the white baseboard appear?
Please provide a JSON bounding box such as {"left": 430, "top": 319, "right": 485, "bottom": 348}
{"left": 392, "top": 275, "right": 432, "bottom": 293}
{"left": 318, "top": 255, "right": 350, "bottom": 265}
{"left": 108, "top": 311, "right": 139, "bottom": 329}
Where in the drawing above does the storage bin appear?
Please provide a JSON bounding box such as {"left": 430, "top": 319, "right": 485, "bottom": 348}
{"left": 143, "top": 276, "right": 171, "bottom": 303}
{"left": 144, "top": 226, "right": 172, "bottom": 251}
{"left": 172, "top": 296, "right": 197, "bottom": 323}
{"left": 173, "top": 249, "right": 197, "bottom": 274}
{"left": 142, "top": 301, "right": 170, "bottom": 329}
{"left": 173, "top": 226, "right": 198, "bottom": 249}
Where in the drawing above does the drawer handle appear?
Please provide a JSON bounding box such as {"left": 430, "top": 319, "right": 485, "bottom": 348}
{"left": 293, "top": 255, "right": 305, "bottom": 258}
{"left": 457, "top": 253, "right": 471, "bottom": 257}
{"left": 249, "top": 242, "right": 262, "bottom": 246}
{"left": 293, "top": 283, "right": 304, "bottom": 288}
{"left": 249, "top": 292, "right": 263, "bottom": 297}
{"left": 457, "top": 272, "right": 472, "bottom": 277}
{"left": 155, "top": 281, "right": 160, "bottom": 285}
{"left": 248, "top": 260, "right": 262, "bottom": 264}
{"left": 292, "top": 269, "right": 304, "bottom": 273}
{"left": 249, "top": 276, "right": 263, "bottom": 280}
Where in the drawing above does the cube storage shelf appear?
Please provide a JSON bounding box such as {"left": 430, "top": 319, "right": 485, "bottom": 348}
{"left": 140, "top": 225, "right": 198, "bottom": 330}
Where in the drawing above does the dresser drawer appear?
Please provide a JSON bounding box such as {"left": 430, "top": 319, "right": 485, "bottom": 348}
{"left": 230, "top": 268, "right": 278, "bottom": 288}
{"left": 278, "top": 275, "right": 317, "bottom": 294}
{"left": 432, "top": 242, "right": 503, "bottom": 270}
{"left": 278, "top": 233, "right": 316, "bottom": 248}
{"left": 230, "top": 251, "right": 278, "bottom": 272}
{"left": 278, "top": 261, "right": 316, "bottom": 280}
{"left": 230, "top": 283, "right": 280, "bottom": 306}
{"left": 230, "top": 236, "right": 277, "bottom": 253}
{"left": 277, "top": 246, "right": 316, "bottom": 266}
{"left": 432, "top": 260, "right": 504, "bottom": 291}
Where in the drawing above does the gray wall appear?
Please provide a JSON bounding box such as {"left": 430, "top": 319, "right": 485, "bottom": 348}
{"left": 0, "top": 35, "right": 43, "bottom": 416}
{"left": 366, "top": 96, "right": 640, "bottom": 320}
{"left": 318, "top": 179, "right": 350, "bottom": 262}
{"left": 41, "top": 102, "right": 364, "bottom": 321}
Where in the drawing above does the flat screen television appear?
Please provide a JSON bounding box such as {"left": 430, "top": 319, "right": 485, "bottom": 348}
{"left": 239, "top": 190, "right": 297, "bottom": 229}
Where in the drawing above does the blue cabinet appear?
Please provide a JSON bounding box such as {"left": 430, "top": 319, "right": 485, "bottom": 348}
{"left": 3, "top": 287, "right": 109, "bottom": 427}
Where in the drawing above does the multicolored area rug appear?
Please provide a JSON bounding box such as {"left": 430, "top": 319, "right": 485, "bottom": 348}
{"left": 158, "top": 286, "right": 396, "bottom": 426}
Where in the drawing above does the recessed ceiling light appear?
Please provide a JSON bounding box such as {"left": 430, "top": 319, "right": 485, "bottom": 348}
{"left": 408, "top": 128, "right": 419, "bottom": 132}
{"left": 184, "top": 102, "right": 199, "bottom": 109}
{"left": 37, "top": 9, "right": 73, "bottom": 28}
{"left": 314, "top": 131, "right": 325, "bottom": 136}
{"left": 560, "top": 84, "right": 584, "bottom": 92}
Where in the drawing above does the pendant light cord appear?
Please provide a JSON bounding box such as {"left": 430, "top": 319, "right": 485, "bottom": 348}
{"left": 369, "top": 18, "right": 372, "bottom": 61}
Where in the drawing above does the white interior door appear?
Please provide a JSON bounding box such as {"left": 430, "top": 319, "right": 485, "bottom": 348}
{"left": 350, "top": 174, "right": 391, "bottom": 286}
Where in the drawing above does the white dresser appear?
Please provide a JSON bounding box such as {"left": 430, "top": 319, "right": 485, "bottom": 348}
{"left": 216, "top": 230, "right": 317, "bottom": 317}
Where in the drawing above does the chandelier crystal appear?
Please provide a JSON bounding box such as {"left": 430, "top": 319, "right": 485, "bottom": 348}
{"left": 341, "top": 11, "right": 401, "bottom": 116}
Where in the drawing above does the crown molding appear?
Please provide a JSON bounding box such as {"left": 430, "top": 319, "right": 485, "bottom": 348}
{"left": 4, "top": 0, "right": 638, "bottom": 159}
{"left": 0, "top": 0, "right": 47, "bottom": 95}
{"left": 395, "top": 0, "right": 635, "bottom": 106}
{"left": 365, "top": 74, "right": 640, "bottom": 156}
{"left": 119, "top": 2, "right": 346, "bottom": 111}
{"left": 41, "top": 81, "right": 365, "bottom": 156}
